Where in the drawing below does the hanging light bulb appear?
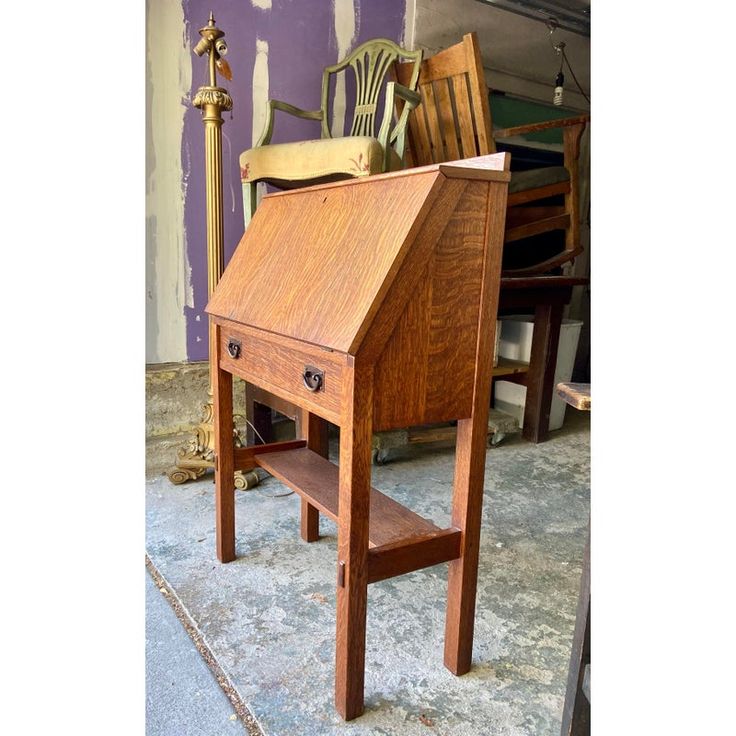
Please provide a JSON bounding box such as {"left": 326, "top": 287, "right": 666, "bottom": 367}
{"left": 548, "top": 19, "right": 566, "bottom": 107}
{"left": 554, "top": 70, "right": 564, "bottom": 106}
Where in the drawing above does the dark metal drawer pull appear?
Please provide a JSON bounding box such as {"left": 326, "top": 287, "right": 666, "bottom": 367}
{"left": 227, "top": 339, "right": 241, "bottom": 359}
{"left": 302, "top": 366, "right": 324, "bottom": 392}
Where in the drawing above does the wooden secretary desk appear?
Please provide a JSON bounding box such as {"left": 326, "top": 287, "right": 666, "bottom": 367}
{"left": 206, "top": 153, "right": 510, "bottom": 720}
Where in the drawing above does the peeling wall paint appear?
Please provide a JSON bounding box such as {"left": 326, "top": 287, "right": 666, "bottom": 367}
{"left": 331, "top": 0, "right": 358, "bottom": 137}
{"left": 403, "top": 0, "right": 416, "bottom": 48}
{"left": 144, "top": 0, "right": 408, "bottom": 363}
{"left": 252, "top": 38, "right": 270, "bottom": 208}
{"left": 146, "top": 0, "right": 192, "bottom": 364}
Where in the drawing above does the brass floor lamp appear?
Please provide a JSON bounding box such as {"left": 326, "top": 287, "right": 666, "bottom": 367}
{"left": 167, "top": 13, "right": 257, "bottom": 490}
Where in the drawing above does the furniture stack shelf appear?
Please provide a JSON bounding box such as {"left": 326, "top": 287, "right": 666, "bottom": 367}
{"left": 206, "top": 152, "right": 511, "bottom": 720}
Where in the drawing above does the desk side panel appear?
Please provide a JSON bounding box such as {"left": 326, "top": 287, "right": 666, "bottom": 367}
{"left": 372, "top": 181, "right": 490, "bottom": 430}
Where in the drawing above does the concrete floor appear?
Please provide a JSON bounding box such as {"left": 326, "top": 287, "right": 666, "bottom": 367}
{"left": 146, "top": 412, "right": 589, "bottom": 735}
{"left": 146, "top": 571, "right": 245, "bottom": 735}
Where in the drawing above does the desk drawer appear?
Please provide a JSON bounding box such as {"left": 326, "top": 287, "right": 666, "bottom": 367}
{"left": 218, "top": 324, "right": 346, "bottom": 423}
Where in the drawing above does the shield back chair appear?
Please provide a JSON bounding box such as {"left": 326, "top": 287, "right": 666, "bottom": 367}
{"left": 239, "top": 38, "right": 423, "bottom": 225}
{"left": 395, "top": 31, "right": 589, "bottom": 276}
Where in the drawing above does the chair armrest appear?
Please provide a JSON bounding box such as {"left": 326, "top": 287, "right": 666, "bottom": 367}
{"left": 378, "top": 81, "right": 422, "bottom": 167}
{"left": 390, "top": 82, "right": 421, "bottom": 108}
{"left": 255, "top": 99, "right": 323, "bottom": 147}
{"left": 494, "top": 114, "right": 590, "bottom": 139}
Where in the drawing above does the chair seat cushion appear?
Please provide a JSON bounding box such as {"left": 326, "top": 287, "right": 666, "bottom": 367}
{"left": 509, "top": 166, "right": 569, "bottom": 194}
{"left": 240, "top": 136, "right": 399, "bottom": 188}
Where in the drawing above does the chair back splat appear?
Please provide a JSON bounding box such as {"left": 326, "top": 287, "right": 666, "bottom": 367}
{"left": 395, "top": 32, "right": 493, "bottom": 166}
{"left": 240, "top": 38, "right": 422, "bottom": 225}
{"left": 321, "top": 39, "right": 422, "bottom": 141}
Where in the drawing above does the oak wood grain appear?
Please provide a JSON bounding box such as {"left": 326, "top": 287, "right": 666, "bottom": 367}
{"left": 444, "top": 177, "right": 508, "bottom": 675}
{"left": 217, "top": 322, "right": 347, "bottom": 425}
{"left": 255, "top": 447, "right": 440, "bottom": 548}
{"left": 371, "top": 181, "right": 489, "bottom": 429}
{"left": 397, "top": 33, "right": 495, "bottom": 169}
{"left": 367, "top": 528, "right": 461, "bottom": 584}
{"left": 335, "top": 360, "right": 372, "bottom": 720}
{"left": 208, "top": 153, "right": 513, "bottom": 719}
{"left": 207, "top": 171, "right": 445, "bottom": 354}
{"left": 451, "top": 73, "right": 480, "bottom": 158}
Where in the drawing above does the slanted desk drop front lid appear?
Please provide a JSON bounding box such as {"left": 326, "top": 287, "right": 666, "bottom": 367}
{"left": 207, "top": 155, "right": 510, "bottom": 358}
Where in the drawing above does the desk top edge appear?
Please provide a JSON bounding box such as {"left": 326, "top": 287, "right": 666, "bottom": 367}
{"left": 264, "top": 153, "right": 511, "bottom": 200}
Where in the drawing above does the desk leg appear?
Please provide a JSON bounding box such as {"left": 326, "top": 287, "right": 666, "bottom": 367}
{"left": 523, "top": 303, "right": 563, "bottom": 443}
{"left": 214, "top": 351, "right": 236, "bottom": 563}
{"left": 300, "top": 411, "right": 329, "bottom": 542}
{"left": 335, "top": 366, "right": 372, "bottom": 720}
{"left": 444, "top": 415, "right": 488, "bottom": 675}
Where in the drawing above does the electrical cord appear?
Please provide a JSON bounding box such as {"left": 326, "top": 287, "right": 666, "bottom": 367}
{"left": 562, "top": 47, "right": 590, "bottom": 104}
{"left": 241, "top": 417, "right": 295, "bottom": 498}
{"left": 244, "top": 417, "right": 266, "bottom": 445}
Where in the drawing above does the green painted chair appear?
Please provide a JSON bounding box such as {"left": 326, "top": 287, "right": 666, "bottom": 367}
{"left": 240, "top": 38, "right": 423, "bottom": 225}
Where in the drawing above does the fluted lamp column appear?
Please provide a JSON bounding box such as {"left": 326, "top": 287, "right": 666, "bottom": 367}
{"left": 167, "top": 12, "right": 257, "bottom": 490}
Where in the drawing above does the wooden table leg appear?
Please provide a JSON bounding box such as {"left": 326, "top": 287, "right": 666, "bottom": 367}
{"left": 444, "top": 415, "right": 489, "bottom": 674}
{"left": 444, "top": 182, "right": 503, "bottom": 674}
{"left": 300, "top": 410, "right": 329, "bottom": 543}
{"left": 335, "top": 363, "right": 372, "bottom": 720}
{"left": 214, "top": 327, "right": 236, "bottom": 563}
{"left": 523, "top": 302, "right": 563, "bottom": 443}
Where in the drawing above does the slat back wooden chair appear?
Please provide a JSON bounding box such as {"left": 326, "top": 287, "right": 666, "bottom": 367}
{"left": 395, "top": 32, "right": 589, "bottom": 276}
{"left": 240, "top": 38, "right": 422, "bottom": 224}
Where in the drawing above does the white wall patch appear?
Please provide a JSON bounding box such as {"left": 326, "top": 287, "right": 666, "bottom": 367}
{"left": 331, "top": 0, "right": 358, "bottom": 137}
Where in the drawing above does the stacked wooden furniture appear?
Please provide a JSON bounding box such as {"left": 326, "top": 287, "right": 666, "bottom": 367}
{"left": 207, "top": 153, "right": 511, "bottom": 719}
{"left": 245, "top": 33, "right": 588, "bottom": 446}
{"left": 395, "top": 31, "right": 589, "bottom": 442}
{"left": 396, "top": 31, "right": 589, "bottom": 277}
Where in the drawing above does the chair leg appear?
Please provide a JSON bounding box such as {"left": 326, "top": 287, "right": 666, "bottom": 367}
{"left": 244, "top": 182, "right": 258, "bottom": 226}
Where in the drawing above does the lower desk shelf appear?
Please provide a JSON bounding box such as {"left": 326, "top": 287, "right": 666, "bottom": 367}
{"left": 255, "top": 447, "right": 461, "bottom": 584}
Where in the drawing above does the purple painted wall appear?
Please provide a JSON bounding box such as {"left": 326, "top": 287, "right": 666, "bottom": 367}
{"left": 182, "top": 0, "right": 408, "bottom": 361}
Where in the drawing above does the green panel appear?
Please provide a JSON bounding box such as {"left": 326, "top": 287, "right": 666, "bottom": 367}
{"left": 490, "top": 93, "right": 578, "bottom": 145}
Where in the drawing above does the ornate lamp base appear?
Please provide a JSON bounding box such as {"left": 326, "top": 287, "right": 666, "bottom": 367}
{"left": 166, "top": 399, "right": 260, "bottom": 490}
